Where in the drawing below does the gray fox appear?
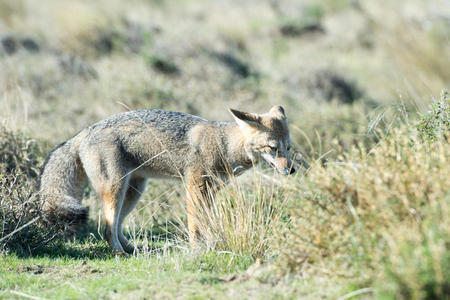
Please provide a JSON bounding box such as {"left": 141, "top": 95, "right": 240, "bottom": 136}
{"left": 39, "top": 106, "right": 295, "bottom": 253}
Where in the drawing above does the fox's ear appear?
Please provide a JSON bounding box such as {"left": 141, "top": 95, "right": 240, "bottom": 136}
{"left": 229, "top": 108, "right": 260, "bottom": 131}
{"left": 269, "top": 105, "right": 286, "bottom": 119}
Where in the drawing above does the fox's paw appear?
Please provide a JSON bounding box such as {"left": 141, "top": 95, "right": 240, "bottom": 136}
{"left": 123, "top": 244, "right": 138, "bottom": 255}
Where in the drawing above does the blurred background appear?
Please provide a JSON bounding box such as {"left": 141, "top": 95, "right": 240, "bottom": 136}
{"left": 1, "top": 0, "right": 448, "bottom": 154}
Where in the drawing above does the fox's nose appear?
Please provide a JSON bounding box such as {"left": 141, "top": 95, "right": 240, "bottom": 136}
{"left": 289, "top": 167, "right": 296, "bottom": 175}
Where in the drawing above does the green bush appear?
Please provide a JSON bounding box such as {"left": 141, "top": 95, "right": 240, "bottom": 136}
{"left": 417, "top": 89, "right": 450, "bottom": 142}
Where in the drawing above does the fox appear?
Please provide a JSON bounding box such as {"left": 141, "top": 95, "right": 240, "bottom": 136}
{"left": 39, "top": 106, "right": 295, "bottom": 253}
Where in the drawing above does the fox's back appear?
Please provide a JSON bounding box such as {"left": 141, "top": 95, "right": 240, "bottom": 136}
{"left": 78, "top": 109, "right": 211, "bottom": 178}
{"left": 93, "top": 109, "right": 205, "bottom": 136}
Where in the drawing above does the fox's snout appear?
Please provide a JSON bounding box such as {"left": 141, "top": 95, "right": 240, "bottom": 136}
{"left": 264, "top": 154, "right": 296, "bottom": 175}
{"left": 275, "top": 158, "right": 295, "bottom": 175}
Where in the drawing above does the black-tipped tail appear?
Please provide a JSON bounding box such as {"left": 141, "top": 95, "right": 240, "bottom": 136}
{"left": 43, "top": 200, "right": 89, "bottom": 230}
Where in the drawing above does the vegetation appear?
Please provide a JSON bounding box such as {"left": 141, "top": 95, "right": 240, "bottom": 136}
{"left": 1, "top": 0, "right": 449, "bottom": 299}
{"left": 278, "top": 108, "right": 450, "bottom": 298}
{"left": 0, "top": 127, "right": 62, "bottom": 256}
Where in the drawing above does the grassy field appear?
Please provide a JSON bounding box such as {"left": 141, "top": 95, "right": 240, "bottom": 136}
{"left": 1, "top": 0, "right": 449, "bottom": 299}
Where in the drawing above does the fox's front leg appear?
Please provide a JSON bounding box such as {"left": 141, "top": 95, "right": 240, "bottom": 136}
{"left": 184, "top": 169, "right": 215, "bottom": 249}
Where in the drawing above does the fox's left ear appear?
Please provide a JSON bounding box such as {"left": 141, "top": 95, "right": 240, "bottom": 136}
{"left": 269, "top": 105, "right": 286, "bottom": 119}
{"left": 229, "top": 108, "right": 260, "bottom": 131}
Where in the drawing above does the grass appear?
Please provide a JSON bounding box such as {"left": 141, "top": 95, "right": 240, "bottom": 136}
{"left": 0, "top": 257, "right": 331, "bottom": 299}
{"left": 1, "top": 236, "right": 350, "bottom": 299}
{"left": 0, "top": 238, "right": 310, "bottom": 299}
{"left": 277, "top": 90, "right": 450, "bottom": 299}
{"left": 186, "top": 176, "right": 288, "bottom": 259}
{"left": 1, "top": 0, "right": 449, "bottom": 298}
{"left": 2, "top": 100, "right": 447, "bottom": 298}
{"left": 0, "top": 249, "right": 249, "bottom": 299}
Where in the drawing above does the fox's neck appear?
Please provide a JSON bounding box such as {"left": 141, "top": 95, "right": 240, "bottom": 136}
{"left": 222, "top": 123, "right": 252, "bottom": 170}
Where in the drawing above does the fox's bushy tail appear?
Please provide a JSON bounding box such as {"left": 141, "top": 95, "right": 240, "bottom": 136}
{"left": 39, "top": 137, "right": 88, "bottom": 228}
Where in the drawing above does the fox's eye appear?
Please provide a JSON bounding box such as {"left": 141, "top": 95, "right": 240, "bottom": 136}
{"left": 269, "top": 146, "right": 278, "bottom": 152}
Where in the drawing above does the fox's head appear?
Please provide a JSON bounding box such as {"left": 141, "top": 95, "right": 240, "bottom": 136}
{"left": 229, "top": 105, "right": 295, "bottom": 175}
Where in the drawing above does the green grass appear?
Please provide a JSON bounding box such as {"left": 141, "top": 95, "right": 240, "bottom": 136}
{"left": 0, "top": 240, "right": 250, "bottom": 299}
{"left": 1, "top": 239, "right": 339, "bottom": 299}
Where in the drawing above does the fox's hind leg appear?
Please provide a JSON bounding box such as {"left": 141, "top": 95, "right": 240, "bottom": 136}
{"left": 117, "top": 177, "right": 148, "bottom": 253}
{"left": 80, "top": 149, "right": 130, "bottom": 254}
{"left": 99, "top": 181, "right": 129, "bottom": 254}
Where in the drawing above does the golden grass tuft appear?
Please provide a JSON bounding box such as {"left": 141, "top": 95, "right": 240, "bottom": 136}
{"left": 185, "top": 174, "right": 289, "bottom": 259}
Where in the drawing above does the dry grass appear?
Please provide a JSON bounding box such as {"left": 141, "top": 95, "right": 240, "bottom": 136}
{"left": 0, "top": 124, "right": 42, "bottom": 178}
{"left": 277, "top": 92, "right": 450, "bottom": 297}
{"left": 362, "top": 0, "right": 450, "bottom": 107}
{"left": 184, "top": 174, "right": 290, "bottom": 259}
{"left": 1, "top": 0, "right": 447, "bottom": 145}
{"left": 0, "top": 126, "right": 62, "bottom": 255}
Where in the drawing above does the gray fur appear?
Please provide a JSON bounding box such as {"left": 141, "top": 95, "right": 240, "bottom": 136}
{"left": 40, "top": 139, "right": 88, "bottom": 227}
{"left": 89, "top": 109, "right": 207, "bottom": 142}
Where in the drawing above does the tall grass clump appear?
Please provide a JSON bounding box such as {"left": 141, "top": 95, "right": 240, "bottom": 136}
{"left": 187, "top": 175, "right": 289, "bottom": 260}
{"left": 0, "top": 125, "right": 61, "bottom": 255}
{"left": 277, "top": 91, "right": 449, "bottom": 298}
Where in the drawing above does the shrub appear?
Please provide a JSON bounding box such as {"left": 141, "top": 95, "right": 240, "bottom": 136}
{"left": 0, "top": 126, "right": 61, "bottom": 255}
{"left": 277, "top": 110, "right": 449, "bottom": 297}
{"left": 417, "top": 89, "right": 449, "bottom": 142}
{"left": 0, "top": 124, "right": 42, "bottom": 178}
{"left": 279, "top": 4, "right": 324, "bottom": 38}
{"left": 377, "top": 194, "right": 450, "bottom": 299}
